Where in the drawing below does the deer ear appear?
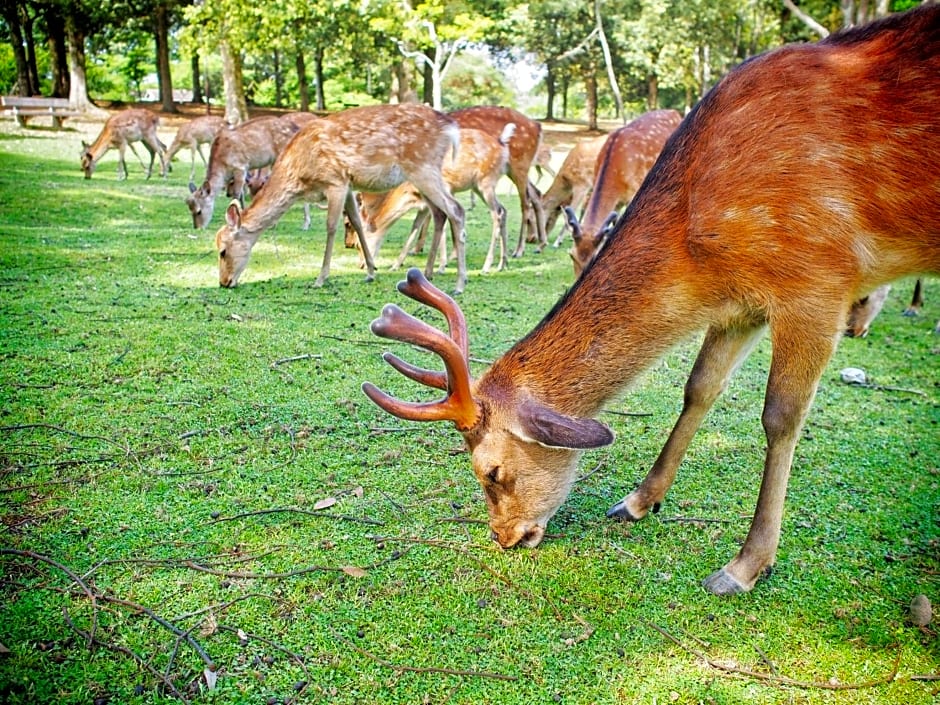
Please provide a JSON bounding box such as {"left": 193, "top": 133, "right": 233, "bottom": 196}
{"left": 188, "top": 181, "right": 197, "bottom": 193}
{"left": 563, "top": 206, "right": 582, "bottom": 241}
{"left": 514, "top": 397, "right": 614, "bottom": 450}
{"left": 225, "top": 201, "right": 242, "bottom": 228}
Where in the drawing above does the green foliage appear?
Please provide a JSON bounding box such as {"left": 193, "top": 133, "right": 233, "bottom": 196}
{"left": 0, "top": 108, "right": 937, "bottom": 705}
{"left": 0, "top": 42, "right": 15, "bottom": 94}
{"left": 442, "top": 52, "right": 515, "bottom": 109}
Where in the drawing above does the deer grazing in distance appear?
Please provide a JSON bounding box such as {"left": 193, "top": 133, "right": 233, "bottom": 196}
{"left": 449, "top": 106, "right": 547, "bottom": 256}
{"left": 845, "top": 279, "right": 936, "bottom": 338}
{"left": 165, "top": 114, "right": 226, "bottom": 182}
{"left": 540, "top": 134, "right": 609, "bottom": 246}
{"left": 348, "top": 124, "right": 515, "bottom": 276}
{"left": 186, "top": 113, "right": 317, "bottom": 229}
{"left": 80, "top": 108, "right": 167, "bottom": 180}
{"left": 565, "top": 109, "right": 682, "bottom": 276}
{"left": 215, "top": 103, "right": 465, "bottom": 291}
{"left": 363, "top": 5, "right": 940, "bottom": 595}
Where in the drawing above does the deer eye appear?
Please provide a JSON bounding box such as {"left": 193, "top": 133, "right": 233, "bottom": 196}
{"left": 486, "top": 466, "right": 501, "bottom": 485}
{"left": 219, "top": 249, "right": 226, "bottom": 259}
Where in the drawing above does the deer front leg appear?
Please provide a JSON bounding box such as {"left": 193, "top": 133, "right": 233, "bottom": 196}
{"left": 609, "top": 323, "right": 765, "bottom": 522}
{"left": 702, "top": 316, "right": 840, "bottom": 595}
{"left": 116, "top": 144, "right": 128, "bottom": 180}
{"left": 126, "top": 141, "right": 150, "bottom": 178}
{"left": 342, "top": 189, "right": 376, "bottom": 283}
{"left": 481, "top": 187, "right": 508, "bottom": 274}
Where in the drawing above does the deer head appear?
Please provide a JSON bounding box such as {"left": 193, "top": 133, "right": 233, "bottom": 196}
{"left": 79, "top": 142, "right": 95, "bottom": 179}
{"left": 363, "top": 268, "right": 613, "bottom": 548}
{"left": 214, "top": 202, "right": 254, "bottom": 287}
{"left": 187, "top": 182, "right": 214, "bottom": 229}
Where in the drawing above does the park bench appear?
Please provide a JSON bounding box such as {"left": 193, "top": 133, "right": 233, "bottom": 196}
{"left": 1, "top": 96, "right": 79, "bottom": 129}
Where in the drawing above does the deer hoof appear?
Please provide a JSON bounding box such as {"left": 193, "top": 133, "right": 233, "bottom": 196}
{"left": 364, "top": 273, "right": 375, "bottom": 283}
{"left": 606, "top": 500, "right": 641, "bottom": 521}
{"left": 702, "top": 568, "right": 750, "bottom": 596}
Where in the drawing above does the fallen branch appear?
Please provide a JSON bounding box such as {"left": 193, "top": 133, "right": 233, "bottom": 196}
{"left": 208, "top": 507, "right": 384, "bottom": 527}
{"left": 270, "top": 353, "right": 322, "bottom": 367}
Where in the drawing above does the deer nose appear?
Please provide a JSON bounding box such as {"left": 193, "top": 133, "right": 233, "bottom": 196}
{"left": 490, "top": 523, "right": 545, "bottom": 549}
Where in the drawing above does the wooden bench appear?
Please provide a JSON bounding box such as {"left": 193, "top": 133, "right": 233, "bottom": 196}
{"left": 1, "top": 96, "right": 79, "bottom": 129}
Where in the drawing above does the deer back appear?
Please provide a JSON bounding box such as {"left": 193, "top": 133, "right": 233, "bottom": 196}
{"left": 569, "top": 110, "right": 682, "bottom": 274}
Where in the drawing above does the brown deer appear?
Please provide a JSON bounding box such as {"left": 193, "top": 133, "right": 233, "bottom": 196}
{"left": 363, "top": 5, "right": 940, "bottom": 595}
{"left": 348, "top": 124, "right": 515, "bottom": 276}
{"left": 186, "top": 113, "right": 316, "bottom": 229}
{"left": 540, "top": 134, "right": 608, "bottom": 246}
{"left": 214, "top": 104, "right": 465, "bottom": 291}
{"left": 565, "top": 109, "right": 682, "bottom": 276}
{"left": 165, "top": 114, "right": 226, "bottom": 182}
{"left": 79, "top": 108, "right": 167, "bottom": 180}
{"left": 449, "top": 106, "right": 547, "bottom": 256}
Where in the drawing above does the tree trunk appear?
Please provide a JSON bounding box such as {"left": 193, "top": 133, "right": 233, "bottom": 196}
{"left": 422, "top": 46, "right": 435, "bottom": 105}
{"left": 45, "top": 8, "right": 70, "bottom": 98}
{"left": 544, "top": 64, "right": 555, "bottom": 120}
{"left": 296, "top": 52, "right": 310, "bottom": 111}
{"left": 220, "top": 41, "right": 248, "bottom": 123}
{"left": 586, "top": 70, "right": 598, "bottom": 131}
{"left": 2, "top": 3, "right": 32, "bottom": 95}
{"left": 390, "top": 60, "right": 417, "bottom": 104}
{"left": 273, "top": 49, "right": 283, "bottom": 108}
{"left": 314, "top": 46, "right": 325, "bottom": 111}
{"left": 21, "top": 6, "right": 41, "bottom": 95}
{"left": 154, "top": 3, "right": 177, "bottom": 113}
{"left": 66, "top": 14, "right": 105, "bottom": 114}
{"left": 647, "top": 73, "right": 659, "bottom": 110}
{"left": 594, "top": 0, "right": 623, "bottom": 122}
{"left": 561, "top": 74, "right": 569, "bottom": 119}
{"left": 191, "top": 54, "right": 204, "bottom": 104}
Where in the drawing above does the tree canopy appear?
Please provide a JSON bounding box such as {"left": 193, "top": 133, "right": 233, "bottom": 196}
{"left": 0, "top": 0, "right": 923, "bottom": 122}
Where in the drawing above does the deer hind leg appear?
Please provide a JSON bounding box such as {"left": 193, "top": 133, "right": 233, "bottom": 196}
{"left": 413, "top": 180, "right": 466, "bottom": 294}
{"left": 394, "top": 209, "right": 432, "bottom": 270}
{"left": 479, "top": 185, "right": 508, "bottom": 274}
{"left": 126, "top": 141, "right": 150, "bottom": 178}
{"left": 702, "top": 312, "right": 842, "bottom": 595}
{"left": 609, "top": 322, "right": 766, "bottom": 524}
{"left": 340, "top": 189, "right": 376, "bottom": 284}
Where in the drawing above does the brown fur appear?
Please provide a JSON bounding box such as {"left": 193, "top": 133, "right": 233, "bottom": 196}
{"left": 567, "top": 109, "right": 682, "bottom": 275}
{"left": 79, "top": 109, "right": 167, "bottom": 180}
{"left": 214, "top": 104, "right": 464, "bottom": 290}
{"left": 350, "top": 125, "right": 513, "bottom": 277}
{"left": 165, "top": 115, "right": 226, "bottom": 182}
{"left": 449, "top": 106, "right": 547, "bottom": 255}
{"left": 365, "top": 6, "right": 940, "bottom": 594}
{"left": 185, "top": 114, "right": 313, "bottom": 229}
{"left": 541, "top": 134, "right": 608, "bottom": 245}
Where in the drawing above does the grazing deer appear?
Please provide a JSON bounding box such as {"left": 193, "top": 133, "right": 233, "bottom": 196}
{"left": 449, "top": 106, "right": 547, "bottom": 256}
{"left": 565, "top": 109, "right": 682, "bottom": 276}
{"left": 540, "top": 134, "right": 609, "bottom": 246}
{"left": 79, "top": 109, "right": 167, "bottom": 180}
{"left": 846, "top": 279, "right": 936, "bottom": 337}
{"left": 186, "top": 113, "right": 315, "bottom": 229}
{"left": 165, "top": 115, "right": 226, "bottom": 182}
{"left": 348, "top": 124, "right": 515, "bottom": 276}
{"left": 363, "top": 5, "right": 940, "bottom": 595}
{"left": 214, "top": 104, "right": 465, "bottom": 291}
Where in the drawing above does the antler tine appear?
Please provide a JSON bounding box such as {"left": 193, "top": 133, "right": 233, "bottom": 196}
{"left": 382, "top": 352, "right": 447, "bottom": 390}
{"left": 396, "top": 268, "right": 469, "bottom": 358}
{"left": 366, "top": 303, "right": 480, "bottom": 430}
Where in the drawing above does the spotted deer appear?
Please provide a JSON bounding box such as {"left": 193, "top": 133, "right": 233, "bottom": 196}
{"left": 565, "top": 109, "right": 682, "bottom": 276}
{"left": 186, "top": 113, "right": 316, "bottom": 229}
{"left": 165, "top": 114, "right": 226, "bottom": 182}
{"left": 347, "top": 124, "right": 515, "bottom": 276}
{"left": 79, "top": 109, "right": 167, "bottom": 180}
{"left": 540, "top": 134, "right": 609, "bottom": 246}
{"left": 363, "top": 5, "right": 940, "bottom": 595}
{"left": 449, "top": 106, "right": 547, "bottom": 256}
{"left": 214, "top": 104, "right": 465, "bottom": 291}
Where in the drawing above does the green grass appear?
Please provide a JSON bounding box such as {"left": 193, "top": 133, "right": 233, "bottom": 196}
{"left": 0, "top": 117, "right": 937, "bottom": 705}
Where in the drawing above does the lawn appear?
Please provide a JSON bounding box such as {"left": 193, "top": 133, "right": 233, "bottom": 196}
{"left": 0, "top": 113, "right": 937, "bottom": 705}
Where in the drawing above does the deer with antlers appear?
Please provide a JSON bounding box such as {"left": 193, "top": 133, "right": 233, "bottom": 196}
{"left": 346, "top": 124, "right": 515, "bottom": 276}
{"left": 165, "top": 114, "right": 226, "bottom": 182}
{"left": 215, "top": 103, "right": 465, "bottom": 291}
{"left": 363, "top": 5, "right": 940, "bottom": 595}
{"left": 79, "top": 108, "right": 167, "bottom": 180}
{"left": 186, "top": 113, "right": 317, "bottom": 229}
{"left": 564, "top": 109, "right": 682, "bottom": 276}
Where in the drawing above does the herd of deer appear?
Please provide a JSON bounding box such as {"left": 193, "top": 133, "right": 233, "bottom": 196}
{"left": 77, "top": 5, "right": 937, "bottom": 594}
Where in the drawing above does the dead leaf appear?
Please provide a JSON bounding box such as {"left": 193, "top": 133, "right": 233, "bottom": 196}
{"left": 342, "top": 566, "right": 368, "bottom": 579}
{"left": 199, "top": 613, "right": 218, "bottom": 638}
{"left": 229, "top": 313, "right": 243, "bottom": 322}
{"left": 204, "top": 668, "right": 217, "bottom": 690}
{"left": 352, "top": 486, "right": 364, "bottom": 498}
{"left": 313, "top": 497, "right": 337, "bottom": 510}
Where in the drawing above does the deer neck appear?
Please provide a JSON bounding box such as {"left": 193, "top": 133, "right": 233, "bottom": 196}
{"left": 485, "top": 218, "right": 700, "bottom": 418}
{"left": 237, "top": 179, "right": 302, "bottom": 245}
